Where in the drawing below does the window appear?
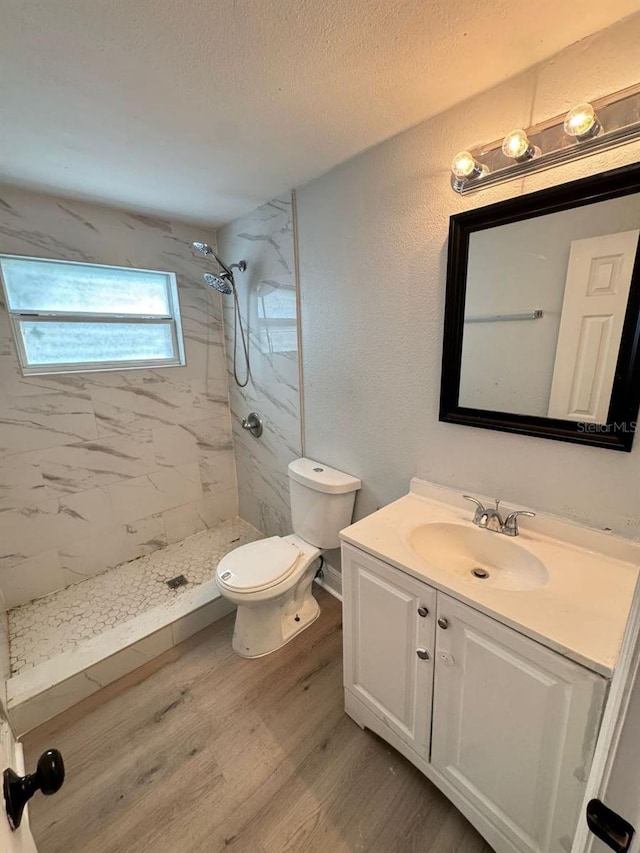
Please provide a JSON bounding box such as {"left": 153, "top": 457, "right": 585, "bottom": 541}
{"left": 0, "top": 255, "right": 185, "bottom": 375}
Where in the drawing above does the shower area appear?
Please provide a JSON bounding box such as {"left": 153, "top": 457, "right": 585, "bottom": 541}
{"left": 0, "top": 186, "right": 301, "bottom": 734}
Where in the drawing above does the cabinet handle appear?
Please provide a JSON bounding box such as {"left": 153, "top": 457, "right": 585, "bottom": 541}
{"left": 416, "top": 649, "right": 430, "bottom": 660}
{"left": 437, "top": 617, "right": 449, "bottom": 629}
{"left": 417, "top": 606, "right": 429, "bottom": 617}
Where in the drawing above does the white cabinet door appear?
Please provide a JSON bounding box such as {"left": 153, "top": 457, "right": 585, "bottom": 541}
{"left": 342, "top": 545, "right": 436, "bottom": 757}
{"left": 431, "top": 594, "right": 607, "bottom": 853}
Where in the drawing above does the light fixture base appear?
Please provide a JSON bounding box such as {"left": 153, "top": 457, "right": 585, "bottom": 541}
{"left": 572, "top": 119, "right": 602, "bottom": 142}
{"left": 513, "top": 143, "right": 540, "bottom": 163}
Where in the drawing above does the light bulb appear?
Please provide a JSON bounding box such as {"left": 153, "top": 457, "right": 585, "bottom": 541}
{"left": 451, "top": 151, "right": 476, "bottom": 178}
{"left": 451, "top": 151, "right": 486, "bottom": 181}
{"left": 501, "top": 129, "right": 537, "bottom": 162}
{"left": 564, "top": 103, "right": 600, "bottom": 140}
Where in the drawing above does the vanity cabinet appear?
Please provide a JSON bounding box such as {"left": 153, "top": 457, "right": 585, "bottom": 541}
{"left": 342, "top": 544, "right": 436, "bottom": 758}
{"left": 432, "top": 593, "right": 607, "bottom": 853}
{"left": 342, "top": 544, "right": 608, "bottom": 853}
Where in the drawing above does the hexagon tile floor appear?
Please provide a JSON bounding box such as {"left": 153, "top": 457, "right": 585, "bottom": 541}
{"left": 8, "top": 518, "right": 263, "bottom": 676}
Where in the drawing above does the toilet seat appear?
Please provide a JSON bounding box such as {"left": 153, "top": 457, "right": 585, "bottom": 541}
{"left": 216, "top": 537, "right": 302, "bottom": 593}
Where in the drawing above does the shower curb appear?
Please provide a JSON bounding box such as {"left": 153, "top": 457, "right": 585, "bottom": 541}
{"left": 6, "top": 579, "right": 233, "bottom": 735}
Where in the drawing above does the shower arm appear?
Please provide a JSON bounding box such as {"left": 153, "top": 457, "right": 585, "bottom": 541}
{"left": 216, "top": 262, "right": 247, "bottom": 284}
{"left": 209, "top": 251, "right": 246, "bottom": 277}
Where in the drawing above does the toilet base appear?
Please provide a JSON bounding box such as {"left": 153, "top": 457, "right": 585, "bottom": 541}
{"left": 231, "top": 583, "right": 321, "bottom": 658}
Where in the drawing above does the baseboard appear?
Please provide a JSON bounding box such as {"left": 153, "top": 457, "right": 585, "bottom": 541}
{"left": 314, "top": 562, "right": 342, "bottom": 602}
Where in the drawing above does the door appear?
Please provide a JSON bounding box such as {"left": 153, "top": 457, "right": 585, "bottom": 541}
{"left": 431, "top": 593, "right": 607, "bottom": 853}
{"left": 342, "top": 545, "right": 436, "bottom": 757}
{"left": 0, "top": 714, "right": 38, "bottom": 852}
{"left": 588, "top": 654, "right": 640, "bottom": 853}
{"left": 548, "top": 229, "right": 639, "bottom": 423}
{"left": 575, "top": 582, "right": 640, "bottom": 853}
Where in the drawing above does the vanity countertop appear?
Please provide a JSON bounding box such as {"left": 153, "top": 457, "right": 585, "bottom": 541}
{"left": 340, "top": 480, "right": 640, "bottom": 677}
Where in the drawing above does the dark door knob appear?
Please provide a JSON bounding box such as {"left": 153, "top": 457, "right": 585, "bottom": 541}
{"left": 4, "top": 749, "right": 65, "bottom": 830}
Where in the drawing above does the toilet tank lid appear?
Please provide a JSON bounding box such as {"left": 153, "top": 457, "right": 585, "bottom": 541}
{"left": 288, "top": 458, "right": 361, "bottom": 495}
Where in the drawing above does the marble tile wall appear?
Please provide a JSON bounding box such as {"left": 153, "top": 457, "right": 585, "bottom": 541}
{"left": 217, "top": 194, "right": 302, "bottom": 536}
{"left": 0, "top": 185, "right": 238, "bottom": 607}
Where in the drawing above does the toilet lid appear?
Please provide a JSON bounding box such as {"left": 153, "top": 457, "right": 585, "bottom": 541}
{"left": 216, "top": 537, "right": 301, "bottom": 591}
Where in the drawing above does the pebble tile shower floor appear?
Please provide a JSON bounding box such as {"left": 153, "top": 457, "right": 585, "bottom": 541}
{"left": 9, "top": 518, "right": 262, "bottom": 675}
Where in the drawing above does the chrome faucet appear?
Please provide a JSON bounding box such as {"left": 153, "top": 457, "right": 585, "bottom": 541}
{"left": 463, "top": 496, "right": 535, "bottom": 537}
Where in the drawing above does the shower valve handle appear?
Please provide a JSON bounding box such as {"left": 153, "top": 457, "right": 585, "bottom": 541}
{"left": 241, "top": 412, "right": 263, "bottom": 438}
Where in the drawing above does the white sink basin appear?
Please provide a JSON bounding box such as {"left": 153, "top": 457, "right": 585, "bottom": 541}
{"left": 408, "top": 522, "right": 548, "bottom": 591}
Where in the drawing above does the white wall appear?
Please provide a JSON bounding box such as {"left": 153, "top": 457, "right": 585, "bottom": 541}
{"left": 217, "top": 195, "right": 302, "bottom": 536}
{"left": 0, "top": 585, "right": 8, "bottom": 715}
{"left": 460, "top": 195, "right": 640, "bottom": 415}
{"left": 296, "top": 14, "right": 640, "bottom": 546}
{"left": 0, "top": 187, "right": 238, "bottom": 607}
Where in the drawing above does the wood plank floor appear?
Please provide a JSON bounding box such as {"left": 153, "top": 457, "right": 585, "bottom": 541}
{"left": 23, "top": 589, "right": 493, "bottom": 853}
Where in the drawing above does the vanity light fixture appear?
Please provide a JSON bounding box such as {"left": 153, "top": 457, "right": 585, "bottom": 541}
{"left": 450, "top": 82, "right": 640, "bottom": 194}
{"left": 563, "top": 102, "right": 601, "bottom": 140}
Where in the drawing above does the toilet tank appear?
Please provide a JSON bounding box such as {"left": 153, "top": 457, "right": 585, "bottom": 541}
{"left": 288, "top": 458, "right": 361, "bottom": 549}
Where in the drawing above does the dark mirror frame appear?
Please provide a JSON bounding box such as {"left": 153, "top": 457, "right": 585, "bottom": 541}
{"left": 440, "top": 162, "right": 640, "bottom": 452}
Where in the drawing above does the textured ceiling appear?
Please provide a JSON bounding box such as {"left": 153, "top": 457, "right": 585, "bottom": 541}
{"left": 1, "top": 0, "right": 639, "bottom": 225}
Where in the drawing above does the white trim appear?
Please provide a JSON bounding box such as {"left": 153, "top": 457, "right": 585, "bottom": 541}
{"left": 572, "top": 572, "right": 640, "bottom": 853}
{"left": 0, "top": 720, "right": 38, "bottom": 851}
{"left": 291, "top": 189, "right": 306, "bottom": 458}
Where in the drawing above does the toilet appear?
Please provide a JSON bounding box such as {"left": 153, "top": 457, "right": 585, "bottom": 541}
{"left": 215, "top": 457, "right": 361, "bottom": 657}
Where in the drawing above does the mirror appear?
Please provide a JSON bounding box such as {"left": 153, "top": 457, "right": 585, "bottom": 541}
{"left": 440, "top": 164, "right": 640, "bottom": 451}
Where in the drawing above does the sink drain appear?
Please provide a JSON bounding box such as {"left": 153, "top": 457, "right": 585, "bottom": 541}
{"left": 471, "top": 567, "right": 490, "bottom": 579}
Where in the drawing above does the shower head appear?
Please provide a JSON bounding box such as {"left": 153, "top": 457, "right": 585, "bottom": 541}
{"left": 192, "top": 240, "right": 236, "bottom": 277}
{"left": 193, "top": 239, "right": 246, "bottom": 297}
{"left": 192, "top": 241, "right": 213, "bottom": 256}
{"left": 204, "top": 272, "right": 233, "bottom": 295}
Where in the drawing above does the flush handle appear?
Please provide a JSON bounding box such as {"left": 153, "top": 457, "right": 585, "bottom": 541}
{"left": 416, "top": 649, "right": 430, "bottom": 660}
{"left": 4, "top": 749, "right": 65, "bottom": 830}
{"left": 437, "top": 617, "right": 449, "bottom": 629}
{"left": 417, "top": 606, "right": 429, "bottom": 617}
